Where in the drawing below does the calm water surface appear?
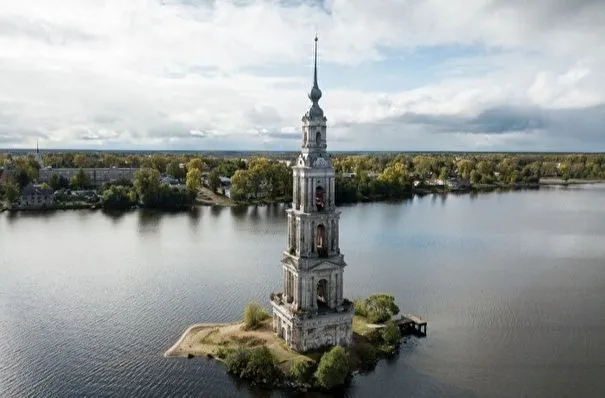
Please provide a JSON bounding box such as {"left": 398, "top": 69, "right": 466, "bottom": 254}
{"left": 1, "top": 186, "right": 605, "bottom": 397}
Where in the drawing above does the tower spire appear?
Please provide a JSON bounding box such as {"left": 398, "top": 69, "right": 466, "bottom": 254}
{"left": 308, "top": 35, "right": 323, "bottom": 119}
{"left": 36, "top": 139, "right": 39, "bottom": 154}
{"left": 313, "top": 34, "right": 318, "bottom": 89}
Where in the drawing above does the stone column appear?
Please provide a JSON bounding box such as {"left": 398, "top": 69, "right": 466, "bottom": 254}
{"left": 338, "top": 271, "right": 343, "bottom": 303}
{"left": 300, "top": 177, "right": 306, "bottom": 212}
{"left": 293, "top": 173, "right": 298, "bottom": 209}
{"left": 330, "top": 177, "right": 335, "bottom": 208}
{"left": 294, "top": 274, "right": 299, "bottom": 307}
{"left": 311, "top": 276, "right": 316, "bottom": 310}
{"left": 336, "top": 220, "right": 340, "bottom": 250}
{"left": 308, "top": 177, "right": 313, "bottom": 212}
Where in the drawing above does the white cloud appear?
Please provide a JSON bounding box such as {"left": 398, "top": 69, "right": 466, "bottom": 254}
{"left": 0, "top": 0, "right": 603, "bottom": 151}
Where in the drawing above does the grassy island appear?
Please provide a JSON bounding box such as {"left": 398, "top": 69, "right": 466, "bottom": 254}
{"left": 165, "top": 296, "right": 407, "bottom": 392}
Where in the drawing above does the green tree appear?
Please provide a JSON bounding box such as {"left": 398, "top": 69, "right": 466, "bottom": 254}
{"left": 70, "top": 168, "right": 91, "bottom": 189}
{"left": 5, "top": 180, "right": 19, "bottom": 203}
{"left": 230, "top": 169, "right": 251, "bottom": 201}
{"left": 167, "top": 160, "right": 185, "bottom": 179}
{"left": 381, "top": 320, "right": 401, "bottom": 346}
{"left": 314, "top": 346, "right": 349, "bottom": 390}
{"left": 101, "top": 186, "right": 137, "bottom": 210}
{"left": 186, "top": 168, "right": 201, "bottom": 195}
{"left": 187, "top": 158, "right": 206, "bottom": 172}
{"left": 134, "top": 168, "right": 161, "bottom": 205}
{"left": 208, "top": 169, "right": 221, "bottom": 193}
{"left": 354, "top": 294, "right": 400, "bottom": 324}
{"left": 14, "top": 165, "right": 37, "bottom": 189}
{"left": 289, "top": 359, "right": 316, "bottom": 384}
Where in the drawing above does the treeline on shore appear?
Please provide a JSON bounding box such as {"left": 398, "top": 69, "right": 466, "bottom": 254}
{"left": 1, "top": 151, "right": 605, "bottom": 209}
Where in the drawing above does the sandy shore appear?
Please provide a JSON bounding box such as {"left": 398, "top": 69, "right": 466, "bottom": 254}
{"left": 164, "top": 320, "right": 307, "bottom": 370}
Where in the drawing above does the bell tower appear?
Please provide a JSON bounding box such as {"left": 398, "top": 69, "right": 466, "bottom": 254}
{"left": 271, "top": 36, "right": 353, "bottom": 353}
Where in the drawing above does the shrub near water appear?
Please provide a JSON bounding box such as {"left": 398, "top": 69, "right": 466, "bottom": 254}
{"left": 289, "top": 358, "right": 316, "bottom": 384}
{"left": 354, "top": 294, "right": 400, "bottom": 324}
{"left": 314, "top": 346, "right": 350, "bottom": 390}
{"left": 243, "top": 302, "right": 270, "bottom": 330}
{"left": 225, "top": 347, "right": 279, "bottom": 385}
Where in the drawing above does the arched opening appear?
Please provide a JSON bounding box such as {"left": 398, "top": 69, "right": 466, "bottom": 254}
{"left": 315, "top": 186, "right": 325, "bottom": 211}
{"left": 316, "top": 224, "right": 327, "bottom": 257}
{"left": 315, "top": 130, "right": 321, "bottom": 145}
{"left": 317, "top": 278, "right": 329, "bottom": 311}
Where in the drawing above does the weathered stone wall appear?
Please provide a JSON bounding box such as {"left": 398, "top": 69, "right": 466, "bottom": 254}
{"left": 299, "top": 312, "right": 353, "bottom": 352}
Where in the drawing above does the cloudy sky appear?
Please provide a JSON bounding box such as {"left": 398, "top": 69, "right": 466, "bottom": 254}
{"left": 0, "top": 0, "right": 604, "bottom": 151}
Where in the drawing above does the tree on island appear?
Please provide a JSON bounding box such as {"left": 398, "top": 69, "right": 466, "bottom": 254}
{"left": 354, "top": 294, "right": 400, "bottom": 324}
{"left": 314, "top": 346, "right": 350, "bottom": 390}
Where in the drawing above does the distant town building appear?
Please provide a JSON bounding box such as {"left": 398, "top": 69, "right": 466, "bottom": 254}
{"left": 14, "top": 184, "right": 54, "bottom": 209}
{"left": 38, "top": 167, "right": 138, "bottom": 186}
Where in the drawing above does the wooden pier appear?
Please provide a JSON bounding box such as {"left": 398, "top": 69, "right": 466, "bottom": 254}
{"left": 394, "top": 314, "right": 427, "bottom": 336}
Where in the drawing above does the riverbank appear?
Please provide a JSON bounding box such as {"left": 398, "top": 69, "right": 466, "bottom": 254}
{"left": 3, "top": 179, "right": 603, "bottom": 212}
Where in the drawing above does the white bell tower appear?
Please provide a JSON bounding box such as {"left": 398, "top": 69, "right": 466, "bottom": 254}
{"left": 270, "top": 36, "right": 353, "bottom": 353}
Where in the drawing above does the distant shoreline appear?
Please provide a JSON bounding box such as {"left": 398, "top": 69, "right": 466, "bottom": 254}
{"left": 2, "top": 179, "right": 604, "bottom": 213}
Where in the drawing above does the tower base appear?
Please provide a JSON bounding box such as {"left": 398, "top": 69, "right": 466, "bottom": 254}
{"left": 271, "top": 302, "right": 353, "bottom": 353}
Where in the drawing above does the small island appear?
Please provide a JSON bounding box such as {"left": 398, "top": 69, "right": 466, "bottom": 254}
{"left": 165, "top": 296, "right": 416, "bottom": 391}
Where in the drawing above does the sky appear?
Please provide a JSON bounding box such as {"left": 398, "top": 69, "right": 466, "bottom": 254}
{"left": 0, "top": 0, "right": 604, "bottom": 152}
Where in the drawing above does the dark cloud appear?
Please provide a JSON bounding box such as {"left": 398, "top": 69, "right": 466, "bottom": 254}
{"left": 487, "top": 0, "right": 605, "bottom": 30}
{"left": 336, "top": 103, "right": 605, "bottom": 150}
{"left": 385, "top": 104, "right": 602, "bottom": 137}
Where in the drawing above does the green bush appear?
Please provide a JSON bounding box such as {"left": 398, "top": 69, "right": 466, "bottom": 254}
{"left": 242, "top": 347, "right": 279, "bottom": 382}
{"left": 225, "top": 347, "right": 279, "bottom": 384}
{"left": 381, "top": 320, "right": 401, "bottom": 346}
{"left": 225, "top": 348, "right": 250, "bottom": 377}
{"left": 243, "top": 302, "right": 270, "bottom": 330}
{"left": 355, "top": 294, "right": 400, "bottom": 324}
{"left": 289, "top": 358, "right": 316, "bottom": 384}
{"left": 314, "top": 346, "right": 350, "bottom": 390}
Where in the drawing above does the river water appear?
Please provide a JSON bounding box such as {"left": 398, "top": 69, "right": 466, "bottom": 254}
{"left": 1, "top": 185, "right": 605, "bottom": 397}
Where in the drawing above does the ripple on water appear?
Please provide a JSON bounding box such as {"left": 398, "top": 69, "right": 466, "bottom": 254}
{"left": 2, "top": 191, "right": 605, "bottom": 397}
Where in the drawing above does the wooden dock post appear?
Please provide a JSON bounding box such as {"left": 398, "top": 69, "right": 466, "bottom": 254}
{"left": 395, "top": 314, "right": 427, "bottom": 337}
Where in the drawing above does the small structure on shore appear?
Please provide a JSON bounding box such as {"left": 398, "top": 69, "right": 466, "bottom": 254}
{"left": 13, "top": 183, "right": 54, "bottom": 209}
{"left": 270, "top": 36, "right": 353, "bottom": 353}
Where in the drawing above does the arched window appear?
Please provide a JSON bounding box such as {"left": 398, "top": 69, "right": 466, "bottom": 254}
{"left": 315, "top": 186, "right": 325, "bottom": 211}
{"left": 316, "top": 224, "right": 327, "bottom": 257}
{"left": 317, "top": 278, "right": 328, "bottom": 309}
{"left": 315, "top": 130, "right": 321, "bottom": 145}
